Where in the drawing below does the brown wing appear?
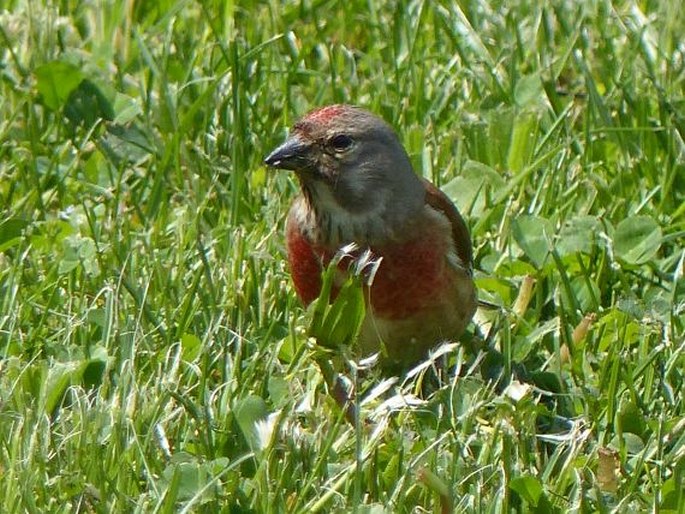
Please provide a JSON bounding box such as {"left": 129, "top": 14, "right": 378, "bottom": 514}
{"left": 422, "top": 178, "right": 473, "bottom": 272}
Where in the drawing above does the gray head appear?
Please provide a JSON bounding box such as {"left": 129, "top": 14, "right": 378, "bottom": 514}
{"left": 264, "top": 105, "right": 425, "bottom": 245}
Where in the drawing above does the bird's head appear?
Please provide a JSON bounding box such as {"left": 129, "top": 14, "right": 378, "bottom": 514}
{"left": 265, "top": 105, "right": 424, "bottom": 245}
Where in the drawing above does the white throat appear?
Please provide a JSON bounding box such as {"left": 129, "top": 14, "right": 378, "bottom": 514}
{"left": 294, "top": 183, "right": 397, "bottom": 247}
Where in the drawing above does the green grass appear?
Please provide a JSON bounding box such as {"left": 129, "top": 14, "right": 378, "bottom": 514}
{"left": 1, "top": 0, "right": 684, "bottom": 512}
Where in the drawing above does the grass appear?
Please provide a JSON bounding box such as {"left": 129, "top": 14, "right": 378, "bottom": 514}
{"left": 1, "top": 0, "right": 684, "bottom": 512}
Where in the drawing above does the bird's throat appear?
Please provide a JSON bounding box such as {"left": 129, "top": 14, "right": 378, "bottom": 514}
{"left": 293, "top": 186, "right": 400, "bottom": 248}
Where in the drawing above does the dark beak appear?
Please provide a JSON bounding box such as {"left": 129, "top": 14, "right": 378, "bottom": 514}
{"left": 264, "top": 135, "right": 311, "bottom": 170}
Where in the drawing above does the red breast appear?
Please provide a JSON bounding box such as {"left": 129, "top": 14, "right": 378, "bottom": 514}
{"left": 285, "top": 178, "right": 476, "bottom": 367}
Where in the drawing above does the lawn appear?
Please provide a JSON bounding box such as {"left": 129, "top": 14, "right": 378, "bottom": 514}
{"left": 1, "top": 0, "right": 683, "bottom": 512}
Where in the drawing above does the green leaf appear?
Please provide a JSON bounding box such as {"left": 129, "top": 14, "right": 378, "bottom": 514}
{"left": 35, "top": 61, "right": 84, "bottom": 110}
{"left": 87, "top": 308, "right": 107, "bottom": 328}
{"left": 563, "top": 275, "right": 600, "bottom": 313}
{"left": 100, "top": 123, "right": 156, "bottom": 166}
{"left": 556, "top": 215, "right": 602, "bottom": 256}
{"left": 443, "top": 160, "right": 505, "bottom": 216}
{"left": 161, "top": 453, "right": 213, "bottom": 503}
{"left": 517, "top": 319, "right": 559, "bottom": 361}
{"left": 45, "top": 360, "right": 81, "bottom": 414}
{"left": 509, "top": 475, "right": 543, "bottom": 506}
{"left": 610, "top": 432, "right": 645, "bottom": 455}
{"left": 180, "top": 333, "right": 202, "bottom": 362}
{"left": 276, "top": 335, "right": 300, "bottom": 364}
{"left": 309, "top": 247, "right": 368, "bottom": 350}
{"left": 530, "top": 371, "right": 562, "bottom": 394}
{"left": 267, "top": 376, "right": 289, "bottom": 406}
{"left": 512, "top": 215, "right": 554, "bottom": 269}
{"left": 64, "top": 78, "right": 114, "bottom": 128}
{"left": 507, "top": 111, "right": 538, "bottom": 173}
{"left": 235, "top": 395, "right": 268, "bottom": 451}
{"left": 0, "top": 217, "right": 29, "bottom": 252}
{"left": 514, "top": 74, "right": 543, "bottom": 107}
{"left": 618, "top": 400, "right": 646, "bottom": 438}
{"left": 112, "top": 92, "right": 143, "bottom": 124}
{"left": 320, "top": 275, "right": 365, "bottom": 348}
{"left": 82, "top": 352, "right": 108, "bottom": 389}
{"left": 58, "top": 235, "right": 101, "bottom": 276}
{"left": 613, "top": 215, "right": 662, "bottom": 265}
{"left": 661, "top": 477, "right": 684, "bottom": 510}
{"left": 21, "top": 361, "right": 48, "bottom": 405}
{"left": 42, "top": 351, "right": 108, "bottom": 414}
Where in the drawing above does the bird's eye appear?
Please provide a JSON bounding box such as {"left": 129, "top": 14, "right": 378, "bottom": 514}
{"left": 329, "top": 134, "right": 354, "bottom": 152}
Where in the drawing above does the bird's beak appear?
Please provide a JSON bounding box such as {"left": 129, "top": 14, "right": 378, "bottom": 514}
{"left": 264, "top": 134, "right": 311, "bottom": 171}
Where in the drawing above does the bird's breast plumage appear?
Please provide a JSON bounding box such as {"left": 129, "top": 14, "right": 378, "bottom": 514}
{"left": 285, "top": 196, "right": 476, "bottom": 366}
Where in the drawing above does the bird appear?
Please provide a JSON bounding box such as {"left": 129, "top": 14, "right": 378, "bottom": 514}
{"left": 265, "top": 104, "right": 477, "bottom": 370}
